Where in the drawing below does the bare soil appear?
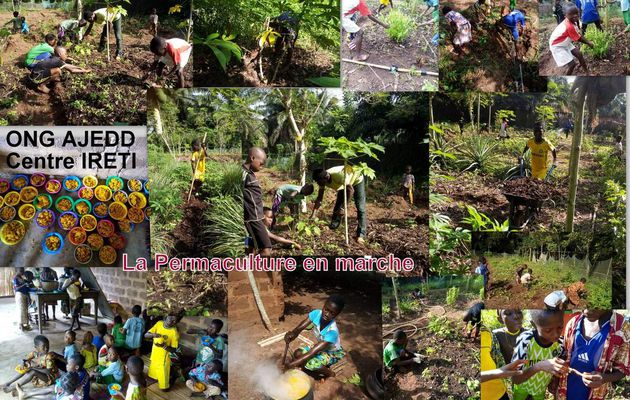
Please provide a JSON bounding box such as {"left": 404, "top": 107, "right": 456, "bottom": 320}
{"left": 0, "top": 10, "right": 192, "bottom": 125}
{"left": 228, "top": 271, "right": 382, "bottom": 400}
{"left": 341, "top": 0, "right": 438, "bottom": 91}
{"left": 539, "top": 17, "right": 630, "bottom": 76}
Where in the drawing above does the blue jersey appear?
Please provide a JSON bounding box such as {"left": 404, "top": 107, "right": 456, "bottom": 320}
{"left": 576, "top": 0, "right": 600, "bottom": 23}
{"left": 567, "top": 318, "right": 610, "bottom": 400}
{"left": 503, "top": 11, "right": 526, "bottom": 40}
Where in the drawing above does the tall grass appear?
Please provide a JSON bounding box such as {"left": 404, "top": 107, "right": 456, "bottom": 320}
{"left": 457, "top": 135, "right": 498, "bottom": 173}
{"left": 385, "top": 10, "right": 416, "bottom": 43}
{"left": 204, "top": 195, "right": 246, "bottom": 257}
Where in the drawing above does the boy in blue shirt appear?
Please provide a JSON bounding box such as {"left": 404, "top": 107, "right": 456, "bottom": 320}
{"left": 122, "top": 305, "right": 145, "bottom": 355}
{"left": 576, "top": 0, "right": 603, "bottom": 34}
{"left": 284, "top": 295, "right": 346, "bottom": 379}
{"left": 63, "top": 330, "right": 79, "bottom": 363}
{"left": 502, "top": 9, "right": 527, "bottom": 41}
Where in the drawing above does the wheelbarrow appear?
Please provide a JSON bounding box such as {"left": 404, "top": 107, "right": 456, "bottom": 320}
{"left": 502, "top": 160, "right": 556, "bottom": 229}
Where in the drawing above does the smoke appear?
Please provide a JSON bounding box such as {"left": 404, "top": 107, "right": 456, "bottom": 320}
{"left": 251, "top": 359, "right": 294, "bottom": 400}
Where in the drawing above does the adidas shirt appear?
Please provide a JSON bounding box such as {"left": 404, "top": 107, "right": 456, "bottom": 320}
{"left": 512, "top": 329, "right": 563, "bottom": 397}
{"left": 567, "top": 318, "right": 610, "bottom": 400}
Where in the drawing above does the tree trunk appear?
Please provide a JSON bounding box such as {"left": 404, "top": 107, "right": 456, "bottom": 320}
{"left": 343, "top": 161, "right": 349, "bottom": 246}
{"left": 76, "top": 0, "right": 83, "bottom": 19}
{"left": 186, "top": 2, "right": 193, "bottom": 42}
{"left": 488, "top": 102, "right": 492, "bottom": 133}
{"left": 566, "top": 87, "right": 587, "bottom": 231}
{"left": 392, "top": 277, "right": 401, "bottom": 319}
{"left": 429, "top": 93, "right": 435, "bottom": 127}
{"left": 297, "top": 136, "right": 307, "bottom": 213}
{"left": 106, "top": 7, "right": 110, "bottom": 62}
{"left": 477, "top": 93, "right": 481, "bottom": 133}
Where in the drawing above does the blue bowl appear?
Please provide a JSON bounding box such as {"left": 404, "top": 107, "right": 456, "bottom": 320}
{"left": 62, "top": 176, "right": 81, "bottom": 192}
{"left": 42, "top": 232, "right": 63, "bottom": 255}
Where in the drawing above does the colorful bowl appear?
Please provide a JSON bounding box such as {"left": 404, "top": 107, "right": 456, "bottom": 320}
{"left": 19, "top": 186, "right": 38, "bottom": 203}
{"left": 127, "top": 179, "right": 143, "bottom": 192}
{"left": 112, "top": 190, "right": 128, "bottom": 204}
{"left": 94, "top": 185, "right": 112, "bottom": 202}
{"left": 62, "top": 176, "right": 81, "bottom": 192}
{"left": 75, "top": 244, "right": 93, "bottom": 265}
{"left": 87, "top": 233, "right": 105, "bottom": 250}
{"left": 18, "top": 204, "right": 36, "bottom": 221}
{"left": 143, "top": 179, "right": 150, "bottom": 195}
{"left": 99, "top": 245, "right": 117, "bottom": 265}
{"left": 4, "top": 191, "right": 20, "bottom": 207}
{"left": 82, "top": 175, "right": 98, "bottom": 189}
{"left": 107, "top": 383, "right": 122, "bottom": 396}
{"left": 108, "top": 232, "right": 126, "bottom": 250}
{"left": 58, "top": 211, "right": 79, "bottom": 231}
{"left": 96, "top": 219, "right": 115, "bottom": 238}
{"left": 80, "top": 214, "right": 98, "bottom": 232}
{"left": 118, "top": 219, "right": 134, "bottom": 233}
{"left": 33, "top": 194, "right": 52, "bottom": 210}
{"left": 10, "top": 175, "right": 29, "bottom": 191}
{"left": 108, "top": 201, "right": 127, "bottom": 221}
{"left": 78, "top": 186, "right": 94, "bottom": 201}
{"left": 45, "top": 179, "right": 62, "bottom": 194}
{"left": 0, "top": 179, "right": 10, "bottom": 194}
{"left": 1, "top": 220, "right": 26, "bottom": 245}
{"left": 68, "top": 226, "right": 87, "bottom": 246}
{"left": 128, "top": 192, "right": 147, "bottom": 209}
{"left": 127, "top": 207, "right": 145, "bottom": 224}
{"left": 73, "top": 199, "right": 92, "bottom": 216}
{"left": 29, "top": 173, "right": 46, "bottom": 187}
{"left": 35, "top": 209, "right": 56, "bottom": 228}
{"left": 0, "top": 195, "right": 4, "bottom": 208}
{"left": 0, "top": 206, "right": 16, "bottom": 222}
{"left": 93, "top": 202, "right": 109, "bottom": 219}
{"left": 42, "top": 232, "right": 63, "bottom": 254}
{"left": 55, "top": 196, "right": 74, "bottom": 213}
{"left": 106, "top": 176, "right": 124, "bottom": 192}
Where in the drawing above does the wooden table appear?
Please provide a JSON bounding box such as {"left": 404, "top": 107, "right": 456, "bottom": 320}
{"left": 32, "top": 290, "right": 100, "bottom": 334}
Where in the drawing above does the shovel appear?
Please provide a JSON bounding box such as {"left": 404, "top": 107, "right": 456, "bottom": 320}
{"left": 544, "top": 164, "right": 556, "bottom": 182}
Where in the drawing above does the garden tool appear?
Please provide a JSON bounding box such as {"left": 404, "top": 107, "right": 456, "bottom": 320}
{"left": 518, "top": 156, "right": 525, "bottom": 177}
{"left": 544, "top": 164, "right": 556, "bottom": 182}
{"left": 187, "top": 132, "right": 207, "bottom": 202}
{"left": 281, "top": 340, "right": 290, "bottom": 369}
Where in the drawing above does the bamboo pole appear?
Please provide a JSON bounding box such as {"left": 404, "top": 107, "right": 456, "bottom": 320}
{"left": 566, "top": 87, "right": 587, "bottom": 231}
{"left": 341, "top": 58, "right": 438, "bottom": 76}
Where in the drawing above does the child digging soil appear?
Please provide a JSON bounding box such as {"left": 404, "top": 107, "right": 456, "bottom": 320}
{"left": 462, "top": 302, "right": 485, "bottom": 339}
{"left": 148, "top": 36, "right": 193, "bottom": 88}
{"left": 383, "top": 330, "right": 422, "bottom": 372}
{"left": 284, "top": 295, "right": 347, "bottom": 379}
{"left": 548, "top": 4, "right": 594, "bottom": 75}
{"left": 342, "top": 0, "right": 390, "bottom": 61}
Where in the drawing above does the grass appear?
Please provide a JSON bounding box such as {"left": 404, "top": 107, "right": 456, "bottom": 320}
{"left": 583, "top": 26, "right": 614, "bottom": 59}
{"left": 385, "top": 9, "right": 416, "bottom": 43}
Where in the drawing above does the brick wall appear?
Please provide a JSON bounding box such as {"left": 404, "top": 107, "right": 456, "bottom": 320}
{"left": 91, "top": 267, "right": 146, "bottom": 310}
{"left": 228, "top": 271, "right": 284, "bottom": 329}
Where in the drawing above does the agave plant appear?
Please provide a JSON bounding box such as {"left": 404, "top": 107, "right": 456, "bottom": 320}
{"left": 457, "top": 135, "right": 498, "bottom": 173}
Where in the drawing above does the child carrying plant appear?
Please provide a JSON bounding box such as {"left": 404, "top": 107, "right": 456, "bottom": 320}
{"left": 271, "top": 183, "right": 314, "bottom": 221}
{"left": 462, "top": 302, "right": 484, "bottom": 339}
{"left": 122, "top": 305, "right": 145, "bottom": 356}
{"left": 312, "top": 166, "right": 367, "bottom": 244}
{"left": 402, "top": 165, "right": 415, "bottom": 206}
{"left": 148, "top": 8, "right": 159, "bottom": 37}
{"left": 511, "top": 309, "right": 565, "bottom": 400}
{"left": 110, "top": 356, "right": 147, "bottom": 400}
{"left": 145, "top": 314, "right": 179, "bottom": 391}
{"left": 442, "top": 6, "right": 472, "bottom": 54}
{"left": 187, "top": 319, "right": 226, "bottom": 368}
{"left": 383, "top": 330, "right": 422, "bottom": 372}
{"left": 1, "top": 335, "right": 58, "bottom": 394}
{"left": 549, "top": 4, "right": 594, "bottom": 75}
{"left": 521, "top": 122, "right": 557, "bottom": 180}
{"left": 5, "top": 11, "right": 21, "bottom": 33}
{"left": 475, "top": 256, "right": 490, "bottom": 296}
{"left": 493, "top": 309, "right": 525, "bottom": 365}
{"left": 553, "top": 310, "right": 630, "bottom": 400}
{"left": 185, "top": 359, "right": 224, "bottom": 397}
{"left": 262, "top": 207, "right": 302, "bottom": 250}
{"left": 243, "top": 147, "right": 272, "bottom": 257}
{"left": 342, "top": 0, "right": 389, "bottom": 61}
{"left": 148, "top": 36, "right": 192, "bottom": 88}
{"left": 80, "top": 332, "right": 97, "bottom": 371}
{"left": 284, "top": 295, "right": 347, "bottom": 379}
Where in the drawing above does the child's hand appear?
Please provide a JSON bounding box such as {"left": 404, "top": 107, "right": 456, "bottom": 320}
{"left": 499, "top": 359, "right": 526, "bottom": 377}
{"left": 290, "top": 241, "right": 301, "bottom": 250}
{"left": 582, "top": 372, "right": 606, "bottom": 388}
{"left": 284, "top": 330, "right": 297, "bottom": 343}
{"left": 586, "top": 40, "right": 594, "bottom": 48}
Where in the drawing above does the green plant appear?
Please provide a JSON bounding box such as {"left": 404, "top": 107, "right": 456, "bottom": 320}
{"left": 446, "top": 286, "right": 459, "bottom": 306}
{"left": 295, "top": 218, "right": 326, "bottom": 237}
{"left": 535, "top": 105, "right": 556, "bottom": 128}
{"left": 583, "top": 26, "right": 614, "bottom": 59}
{"left": 196, "top": 33, "right": 243, "bottom": 72}
{"left": 461, "top": 205, "right": 509, "bottom": 231}
{"left": 385, "top": 9, "right": 415, "bottom": 43}
{"left": 341, "top": 373, "right": 362, "bottom": 387}
{"left": 457, "top": 135, "right": 498, "bottom": 173}
{"left": 427, "top": 315, "right": 453, "bottom": 338}
{"left": 204, "top": 195, "right": 247, "bottom": 257}
{"left": 421, "top": 367, "right": 433, "bottom": 378}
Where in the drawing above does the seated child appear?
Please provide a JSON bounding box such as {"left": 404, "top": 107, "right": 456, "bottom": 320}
{"left": 92, "top": 323, "right": 107, "bottom": 353}
{"left": 80, "top": 332, "right": 97, "bottom": 371}
{"left": 112, "top": 316, "right": 127, "bottom": 349}
{"left": 492, "top": 309, "right": 524, "bottom": 364}
{"left": 185, "top": 359, "right": 224, "bottom": 398}
{"left": 15, "top": 353, "right": 89, "bottom": 400}
{"left": 511, "top": 309, "right": 564, "bottom": 400}
{"left": 520, "top": 268, "right": 533, "bottom": 289}
{"left": 187, "top": 319, "right": 226, "bottom": 367}
{"left": 342, "top": 0, "right": 390, "bottom": 61}
{"left": 4, "top": 11, "right": 21, "bottom": 33}
{"left": 462, "top": 302, "right": 485, "bottom": 339}
{"left": 21, "top": 17, "right": 29, "bottom": 34}
{"left": 262, "top": 207, "right": 301, "bottom": 250}
{"left": 402, "top": 165, "right": 415, "bottom": 205}
{"left": 383, "top": 330, "right": 422, "bottom": 372}
{"left": 284, "top": 295, "right": 346, "bottom": 379}
{"left": 111, "top": 356, "right": 146, "bottom": 400}
{"left": 97, "top": 334, "right": 114, "bottom": 366}
{"left": 122, "top": 305, "right": 145, "bottom": 356}
{"left": 91, "top": 347, "right": 123, "bottom": 387}
{"left": 63, "top": 330, "right": 79, "bottom": 361}
{"left": 272, "top": 183, "right": 314, "bottom": 218}
{"left": 1, "top": 335, "right": 58, "bottom": 394}
{"left": 548, "top": 4, "right": 594, "bottom": 75}
{"left": 442, "top": 6, "right": 472, "bottom": 53}
{"left": 148, "top": 36, "right": 192, "bottom": 88}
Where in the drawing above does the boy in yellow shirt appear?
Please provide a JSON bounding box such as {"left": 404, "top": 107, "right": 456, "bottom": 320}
{"left": 190, "top": 139, "right": 207, "bottom": 196}
{"left": 521, "top": 122, "right": 557, "bottom": 180}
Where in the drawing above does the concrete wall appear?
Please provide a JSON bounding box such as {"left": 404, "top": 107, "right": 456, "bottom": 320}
{"left": 91, "top": 267, "right": 146, "bottom": 310}
{"left": 228, "top": 271, "right": 284, "bottom": 328}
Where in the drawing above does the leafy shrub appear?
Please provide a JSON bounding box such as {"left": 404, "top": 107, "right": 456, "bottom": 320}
{"left": 583, "top": 27, "right": 613, "bottom": 59}
{"left": 446, "top": 286, "right": 459, "bottom": 306}
{"left": 457, "top": 135, "right": 498, "bottom": 173}
{"left": 204, "top": 195, "right": 246, "bottom": 257}
{"left": 385, "top": 10, "right": 415, "bottom": 43}
{"left": 427, "top": 315, "right": 453, "bottom": 338}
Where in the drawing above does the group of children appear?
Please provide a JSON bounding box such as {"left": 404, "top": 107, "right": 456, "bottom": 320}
{"left": 2, "top": 304, "right": 148, "bottom": 400}
{"left": 481, "top": 309, "right": 630, "bottom": 400}
{"left": 4, "top": 11, "right": 28, "bottom": 34}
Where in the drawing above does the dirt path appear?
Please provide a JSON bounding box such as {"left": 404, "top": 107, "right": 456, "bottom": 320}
{"left": 539, "top": 17, "right": 630, "bottom": 76}
{"left": 255, "top": 168, "right": 428, "bottom": 273}
{"left": 342, "top": 0, "right": 438, "bottom": 91}
{"left": 229, "top": 272, "right": 382, "bottom": 400}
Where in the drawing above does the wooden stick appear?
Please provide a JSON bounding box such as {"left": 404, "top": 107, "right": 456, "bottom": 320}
{"left": 341, "top": 58, "right": 439, "bottom": 76}
{"left": 569, "top": 368, "right": 586, "bottom": 377}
